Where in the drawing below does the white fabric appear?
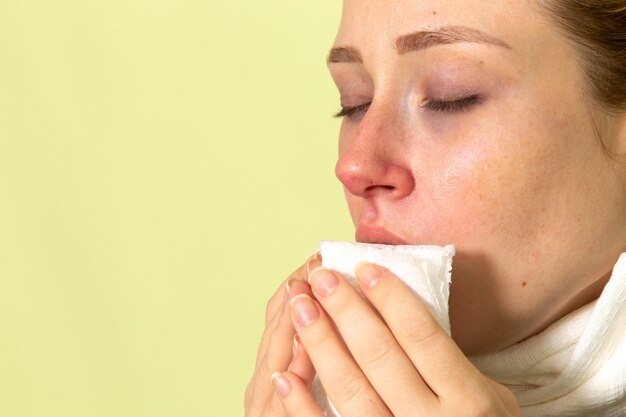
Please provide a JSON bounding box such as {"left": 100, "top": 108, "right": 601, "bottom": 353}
{"left": 313, "top": 241, "right": 456, "bottom": 417}
{"left": 470, "top": 252, "right": 626, "bottom": 417}
{"left": 318, "top": 241, "right": 456, "bottom": 333}
{"left": 310, "top": 241, "right": 626, "bottom": 417}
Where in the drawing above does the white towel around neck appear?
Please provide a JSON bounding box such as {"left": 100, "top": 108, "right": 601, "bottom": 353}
{"left": 469, "top": 252, "right": 626, "bottom": 417}
{"left": 311, "top": 241, "right": 626, "bottom": 417}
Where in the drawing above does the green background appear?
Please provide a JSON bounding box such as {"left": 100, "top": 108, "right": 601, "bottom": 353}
{"left": 0, "top": 1, "right": 352, "bottom": 416}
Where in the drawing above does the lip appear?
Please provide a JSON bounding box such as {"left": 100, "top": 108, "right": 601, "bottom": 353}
{"left": 355, "top": 224, "right": 409, "bottom": 245}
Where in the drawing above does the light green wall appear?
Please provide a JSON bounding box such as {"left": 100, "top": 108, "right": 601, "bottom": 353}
{"left": 0, "top": 1, "right": 352, "bottom": 415}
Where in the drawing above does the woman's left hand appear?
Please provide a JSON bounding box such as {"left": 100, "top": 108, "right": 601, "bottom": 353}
{"left": 270, "top": 262, "right": 522, "bottom": 417}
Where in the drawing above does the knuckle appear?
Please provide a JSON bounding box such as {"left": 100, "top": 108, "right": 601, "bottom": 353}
{"left": 498, "top": 384, "right": 516, "bottom": 404}
{"left": 244, "top": 380, "right": 253, "bottom": 408}
{"left": 399, "top": 316, "right": 440, "bottom": 351}
{"left": 462, "top": 396, "right": 498, "bottom": 417}
{"left": 489, "top": 383, "right": 519, "bottom": 414}
{"left": 332, "top": 374, "right": 368, "bottom": 407}
{"left": 263, "top": 394, "right": 285, "bottom": 417}
{"left": 265, "top": 301, "right": 273, "bottom": 324}
{"left": 473, "top": 403, "right": 497, "bottom": 417}
{"left": 257, "top": 348, "right": 290, "bottom": 381}
{"left": 329, "top": 295, "right": 354, "bottom": 319}
{"left": 502, "top": 388, "right": 518, "bottom": 408}
{"left": 257, "top": 355, "right": 274, "bottom": 379}
{"left": 265, "top": 298, "right": 281, "bottom": 325}
{"left": 356, "top": 337, "right": 395, "bottom": 367}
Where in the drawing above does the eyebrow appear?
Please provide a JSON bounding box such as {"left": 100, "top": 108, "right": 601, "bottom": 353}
{"left": 327, "top": 25, "right": 511, "bottom": 64}
{"left": 327, "top": 46, "right": 363, "bottom": 64}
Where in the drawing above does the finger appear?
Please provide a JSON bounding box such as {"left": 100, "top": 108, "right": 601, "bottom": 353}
{"left": 257, "top": 254, "right": 321, "bottom": 371}
{"left": 260, "top": 391, "right": 288, "bottom": 417}
{"left": 288, "top": 335, "right": 315, "bottom": 387}
{"left": 247, "top": 301, "right": 282, "bottom": 410}
{"left": 247, "top": 254, "right": 320, "bottom": 416}
{"left": 290, "top": 294, "right": 392, "bottom": 417}
{"left": 288, "top": 252, "right": 322, "bottom": 291}
{"left": 254, "top": 300, "right": 283, "bottom": 375}
{"left": 308, "top": 267, "right": 437, "bottom": 416}
{"left": 249, "top": 280, "right": 314, "bottom": 417}
{"left": 265, "top": 252, "right": 321, "bottom": 327}
{"left": 305, "top": 252, "right": 322, "bottom": 278}
{"left": 265, "top": 279, "right": 288, "bottom": 326}
{"left": 261, "top": 335, "right": 317, "bottom": 417}
{"left": 257, "top": 279, "right": 313, "bottom": 372}
{"left": 247, "top": 301, "right": 291, "bottom": 417}
{"left": 486, "top": 378, "right": 521, "bottom": 415}
{"left": 252, "top": 281, "right": 288, "bottom": 381}
{"left": 355, "top": 262, "right": 489, "bottom": 396}
{"left": 272, "top": 372, "right": 325, "bottom": 417}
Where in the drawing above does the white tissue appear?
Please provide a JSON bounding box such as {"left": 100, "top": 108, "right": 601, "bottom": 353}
{"left": 311, "top": 241, "right": 456, "bottom": 417}
{"left": 319, "top": 240, "right": 455, "bottom": 333}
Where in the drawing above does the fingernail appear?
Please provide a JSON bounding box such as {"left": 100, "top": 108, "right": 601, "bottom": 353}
{"left": 292, "top": 334, "right": 300, "bottom": 355}
{"left": 290, "top": 294, "right": 320, "bottom": 326}
{"left": 306, "top": 252, "right": 322, "bottom": 276}
{"left": 355, "top": 262, "right": 382, "bottom": 290}
{"left": 271, "top": 372, "right": 291, "bottom": 398}
{"left": 285, "top": 275, "right": 298, "bottom": 294}
{"left": 307, "top": 265, "right": 324, "bottom": 284}
{"left": 309, "top": 267, "right": 338, "bottom": 297}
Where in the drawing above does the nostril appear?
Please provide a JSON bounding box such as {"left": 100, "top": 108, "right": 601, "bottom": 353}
{"left": 335, "top": 151, "right": 414, "bottom": 198}
{"left": 365, "top": 184, "right": 396, "bottom": 193}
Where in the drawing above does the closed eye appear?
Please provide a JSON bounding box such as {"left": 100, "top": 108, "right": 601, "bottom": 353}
{"left": 420, "top": 94, "right": 483, "bottom": 112}
{"left": 333, "top": 102, "right": 371, "bottom": 119}
{"left": 333, "top": 94, "right": 482, "bottom": 120}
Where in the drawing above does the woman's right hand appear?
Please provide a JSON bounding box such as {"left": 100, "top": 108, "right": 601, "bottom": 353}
{"left": 244, "top": 253, "right": 321, "bottom": 417}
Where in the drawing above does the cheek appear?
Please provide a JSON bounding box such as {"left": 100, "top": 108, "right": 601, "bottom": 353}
{"left": 439, "top": 157, "right": 520, "bottom": 237}
{"left": 412, "top": 122, "right": 555, "bottom": 249}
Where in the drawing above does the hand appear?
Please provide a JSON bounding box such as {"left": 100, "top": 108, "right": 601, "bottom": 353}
{"left": 271, "top": 263, "right": 522, "bottom": 417}
{"left": 244, "top": 253, "right": 321, "bottom": 417}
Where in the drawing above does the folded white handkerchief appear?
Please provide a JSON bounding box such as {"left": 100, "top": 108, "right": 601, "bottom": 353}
{"left": 312, "top": 241, "right": 456, "bottom": 417}
{"left": 319, "top": 240, "right": 456, "bottom": 333}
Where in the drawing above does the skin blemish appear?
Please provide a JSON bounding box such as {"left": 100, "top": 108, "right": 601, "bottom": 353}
{"left": 522, "top": 281, "right": 528, "bottom": 287}
{"left": 433, "top": 11, "right": 437, "bottom": 15}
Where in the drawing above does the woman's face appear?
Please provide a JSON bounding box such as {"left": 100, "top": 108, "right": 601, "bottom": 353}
{"left": 329, "top": 0, "right": 626, "bottom": 355}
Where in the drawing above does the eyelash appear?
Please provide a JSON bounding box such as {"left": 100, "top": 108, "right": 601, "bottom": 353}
{"left": 333, "top": 102, "right": 371, "bottom": 119}
{"left": 333, "top": 94, "right": 482, "bottom": 119}
{"left": 420, "top": 94, "right": 483, "bottom": 112}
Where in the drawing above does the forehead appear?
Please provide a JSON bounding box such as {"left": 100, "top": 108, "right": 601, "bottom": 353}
{"left": 336, "top": 0, "right": 537, "bottom": 51}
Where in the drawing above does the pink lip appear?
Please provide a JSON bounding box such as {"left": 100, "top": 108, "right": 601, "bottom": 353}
{"left": 355, "top": 225, "right": 409, "bottom": 245}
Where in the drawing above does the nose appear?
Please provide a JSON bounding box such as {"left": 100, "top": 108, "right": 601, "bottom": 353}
{"left": 335, "top": 108, "right": 415, "bottom": 199}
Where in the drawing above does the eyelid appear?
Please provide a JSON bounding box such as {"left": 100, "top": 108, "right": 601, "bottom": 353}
{"left": 334, "top": 101, "right": 371, "bottom": 119}
{"left": 333, "top": 93, "right": 482, "bottom": 119}
{"left": 419, "top": 94, "right": 483, "bottom": 112}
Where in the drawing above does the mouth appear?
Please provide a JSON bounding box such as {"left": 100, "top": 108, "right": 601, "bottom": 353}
{"left": 355, "top": 224, "right": 409, "bottom": 245}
